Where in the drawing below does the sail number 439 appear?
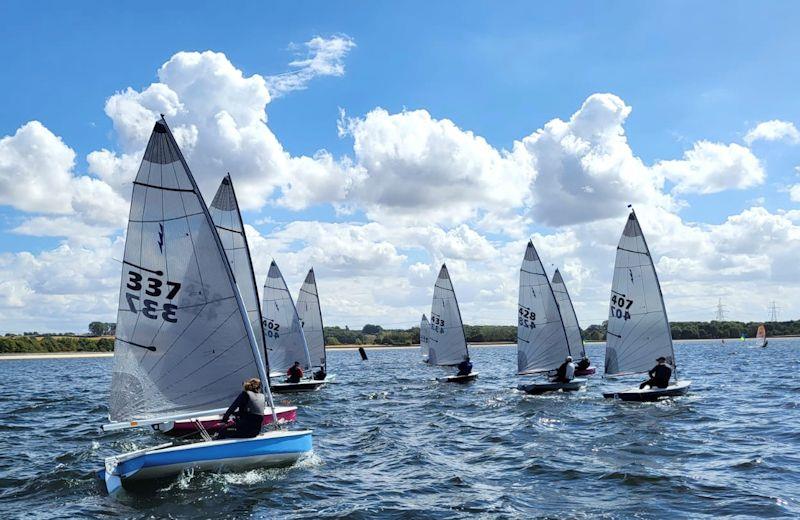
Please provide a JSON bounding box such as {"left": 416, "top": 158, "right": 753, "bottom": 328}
{"left": 125, "top": 270, "right": 182, "bottom": 323}
{"left": 610, "top": 295, "right": 633, "bottom": 321}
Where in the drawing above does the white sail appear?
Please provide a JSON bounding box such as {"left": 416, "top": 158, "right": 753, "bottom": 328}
{"left": 428, "top": 264, "right": 468, "bottom": 366}
{"left": 551, "top": 269, "right": 585, "bottom": 359}
{"left": 605, "top": 210, "right": 675, "bottom": 376}
{"left": 110, "top": 119, "right": 268, "bottom": 422}
{"left": 209, "top": 174, "right": 267, "bottom": 369}
{"left": 420, "top": 314, "right": 431, "bottom": 361}
{"left": 263, "top": 261, "right": 311, "bottom": 375}
{"left": 296, "top": 268, "right": 325, "bottom": 371}
{"left": 517, "top": 241, "right": 571, "bottom": 374}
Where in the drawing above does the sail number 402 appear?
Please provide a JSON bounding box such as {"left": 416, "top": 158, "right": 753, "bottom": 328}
{"left": 125, "top": 270, "right": 181, "bottom": 323}
{"left": 263, "top": 319, "right": 280, "bottom": 338}
{"left": 610, "top": 295, "right": 633, "bottom": 321}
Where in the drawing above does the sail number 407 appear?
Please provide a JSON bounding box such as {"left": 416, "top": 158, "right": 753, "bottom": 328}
{"left": 610, "top": 295, "right": 633, "bottom": 321}
{"left": 125, "top": 270, "right": 181, "bottom": 323}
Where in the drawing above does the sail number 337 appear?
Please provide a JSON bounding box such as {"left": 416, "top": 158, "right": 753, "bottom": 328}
{"left": 125, "top": 270, "right": 182, "bottom": 323}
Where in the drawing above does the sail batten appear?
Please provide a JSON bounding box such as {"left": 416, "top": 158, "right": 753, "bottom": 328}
{"left": 263, "top": 261, "right": 312, "bottom": 375}
{"left": 110, "top": 119, "right": 269, "bottom": 423}
{"left": 296, "top": 268, "right": 326, "bottom": 371}
{"left": 517, "top": 241, "right": 571, "bottom": 374}
{"left": 427, "top": 264, "right": 468, "bottom": 366}
{"left": 604, "top": 210, "right": 676, "bottom": 377}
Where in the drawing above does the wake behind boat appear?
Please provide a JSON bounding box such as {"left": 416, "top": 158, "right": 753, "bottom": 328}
{"left": 602, "top": 208, "right": 691, "bottom": 402}
{"left": 264, "top": 261, "right": 326, "bottom": 393}
{"left": 427, "top": 264, "right": 477, "bottom": 382}
{"left": 99, "top": 118, "right": 312, "bottom": 494}
{"left": 516, "top": 240, "right": 586, "bottom": 395}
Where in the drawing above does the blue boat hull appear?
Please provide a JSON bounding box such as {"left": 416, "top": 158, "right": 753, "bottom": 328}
{"left": 100, "top": 430, "right": 312, "bottom": 492}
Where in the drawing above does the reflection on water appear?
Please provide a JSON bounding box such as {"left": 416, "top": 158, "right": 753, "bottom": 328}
{"left": 0, "top": 340, "right": 798, "bottom": 518}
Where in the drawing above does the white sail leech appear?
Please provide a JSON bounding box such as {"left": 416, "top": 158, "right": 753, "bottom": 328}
{"left": 428, "top": 264, "right": 469, "bottom": 366}
{"left": 604, "top": 210, "right": 676, "bottom": 377}
{"left": 263, "top": 261, "right": 312, "bottom": 376}
{"left": 517, "top": 241, "right": 572, "bottom": 375}
{"left": 551, "top": 269, "right": 585, "bottom": 359}
{"left": 109, "top": 118, "right": 273, "bottom": 424}
{"left": 296, "top": 268, "right": 326, "bottom": 371}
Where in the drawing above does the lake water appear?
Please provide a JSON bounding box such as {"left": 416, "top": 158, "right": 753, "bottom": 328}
{"left": 1, "top": 340, "right": 798, "bottom": 518}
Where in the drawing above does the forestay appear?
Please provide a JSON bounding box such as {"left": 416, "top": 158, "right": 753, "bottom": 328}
{"left": 263, "top": 261, "right": 312, "bottom": 375}
{"left": 428, "top": 264, "right": 468, "bottom": 366}
{"left": 420, "top": 314, "right": 431, "bottom": 362}
{"left": 209, "top": 174, "right": 268, "bottom": 370}
{"left": 110, "top": 119, "right": 267, "bottom": 423}
{"left": 605, "top": 210, "right": 675, "bottom": 376}
{"left": 296, "top": 268, "right": 325, "bottom": 371}
{"left": 551, "top": 269, "right": 585, "bottom": 359}
{"left": 517, "top": 241, "right": 571, "bottom": 374}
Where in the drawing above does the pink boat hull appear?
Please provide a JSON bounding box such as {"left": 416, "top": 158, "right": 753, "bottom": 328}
{"left": 575, "top": 366, "right": 597, "bottom": 376}
{"left": 155, "top": 406, "right": 297, "bottom": 437}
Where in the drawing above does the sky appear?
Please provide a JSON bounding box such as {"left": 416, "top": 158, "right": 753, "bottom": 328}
{"left": 1, "top": 1, "right": 799, "bottom": 333}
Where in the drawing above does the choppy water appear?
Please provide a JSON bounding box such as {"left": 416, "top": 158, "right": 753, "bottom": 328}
{"left": 1, "top": 340, "right": 799, "bottom": 519}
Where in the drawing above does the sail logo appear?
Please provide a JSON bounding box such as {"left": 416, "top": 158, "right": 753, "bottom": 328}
{"left": 157, "top": 223, "right": 165, "bottom": 254}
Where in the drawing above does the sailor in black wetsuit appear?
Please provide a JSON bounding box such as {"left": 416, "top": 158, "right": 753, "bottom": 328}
{"left": 640, "top": 357, "right": 672, "bottom": 389}
{"left": 576, "top": 356, "right": 591, "bottom": 371}
{"left": 456, "top": 356, "right": 472, "bottom": 376}
{"left": 313, "top": 367, "right": 327, "bottom": 381}
{"left": 217, "top": 378, "right": 266, "bottom": 439}
{"left": 552, "top": 356, "right": 575, "bottom": 383}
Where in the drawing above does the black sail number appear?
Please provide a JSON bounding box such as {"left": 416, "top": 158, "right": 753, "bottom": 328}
{"left": 264, "top": 319, "right": 281, "bottom": 338}
{"left": 125, "top": 269, "right": 182, "bottom": 323}
{"left": 518, "top": 306, "right": 536, "bottom": 329}
{"left": 610, "top": 295, "right": 633, "bottom": 321}
{"left": 430, "top": 315, "right": 446, "bottom": 334}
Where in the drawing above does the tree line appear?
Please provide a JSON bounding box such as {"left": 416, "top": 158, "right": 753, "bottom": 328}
{"left": 1, "top": 320, "right": 797, "bottom": 354}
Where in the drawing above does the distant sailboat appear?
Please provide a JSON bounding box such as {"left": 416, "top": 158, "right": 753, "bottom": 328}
{"left": 264, "top": 261, "right": 326, "bottom": 392}
{"left": 296, "top": 268, "right": 334, "bottom": 382}
{"left": 517, "top": 241, "right": 586, "bottom": 394}
{"left": 602, "top": 208, "right": 691, "bottom": 401}
{"left": 99, "top": 118, "right": 311, "bottom": 493}
{"left": 551, "top": 269, "right": 595, "bottom": 376}
{"left": 756, "top": 324, "right": 768, "bottom": 348}
{"left": 428, "top": 264, "right": 477, "bottom": 382}
{"left": 420, "top": 314, "right": 431, "bottom": 363}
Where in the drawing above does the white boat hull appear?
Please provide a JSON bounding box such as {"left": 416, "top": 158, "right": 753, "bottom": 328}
{"left": 603, "top": 380, "right": 692, "bottom": 401}
{"left": 438, "top": 372, "right": 479, "bottom": 383}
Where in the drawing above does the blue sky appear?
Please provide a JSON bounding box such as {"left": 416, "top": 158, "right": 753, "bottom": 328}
{"left": 1, "top": 1, "right": 799, "bottom": 332}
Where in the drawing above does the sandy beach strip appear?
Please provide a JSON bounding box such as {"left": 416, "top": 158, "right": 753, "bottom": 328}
{"left": 0, "top": 352, "right": 114, "bottom": 361}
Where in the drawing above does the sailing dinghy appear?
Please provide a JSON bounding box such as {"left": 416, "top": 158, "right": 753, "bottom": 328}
{"left": 428, "top": 264, "right": 478, "bottom": 382}
{"left": 420, "top": 313, "right": 431, "bottom": 363}
{"left": 264, "top": 261, "right": 326, "bottom": 393}
{"left": 602, "top": 209, "right": 691, "bottom": 401}
{"left": 150, "top": 174, "right": 298, "bottom": 437}
{"left": 756, "top": 324, "right": 768, "bottom": 348}
{"left": 99, "top": 118, "right": 311, "bottom": 493}
{"left": 552, "top": 269, "right": 595, "bottom": 376}
{"left": 296, "top": 268, "right": 335, "bottom": 383}
{"left": 517, "top": 241, "right": 586, "bottom": 394}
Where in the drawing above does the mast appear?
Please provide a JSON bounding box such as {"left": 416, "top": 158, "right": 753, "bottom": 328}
{"left": 629, "top": 206, "right": 677, "bottom": 382}
{"left": 162, "top": 118, "right": 278, "bottom": 423}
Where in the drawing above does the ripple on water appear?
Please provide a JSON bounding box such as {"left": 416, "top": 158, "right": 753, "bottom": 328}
{"left": 1, "top": 342, "right": 799, "bottom": 518}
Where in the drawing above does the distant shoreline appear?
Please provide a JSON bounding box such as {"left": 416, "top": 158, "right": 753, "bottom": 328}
{"left": 2, "top": 336, "right": 796, "bottom": 361}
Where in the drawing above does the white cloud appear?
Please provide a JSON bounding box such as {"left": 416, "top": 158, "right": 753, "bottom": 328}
{"left": 744, "top": 120, "right": 800, "bottom": 145}
{"left": 265, "top": 35, "right": 356, "bottom": 98}
{"left": 654, "top": 140, "right": 765, "bottom": 194}
{"left": 789, "top": 184, "right": 800, "bottom": 202}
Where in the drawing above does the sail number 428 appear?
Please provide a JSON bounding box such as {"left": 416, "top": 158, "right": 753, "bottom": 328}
{"left": 125, "top": 270, "right": 181, "bottom": 323}
{"left": 518, "top": 306, "right": 536, "bottom": 329}
{"left": 610, "top": 295, "right": 633, "bottom": 321}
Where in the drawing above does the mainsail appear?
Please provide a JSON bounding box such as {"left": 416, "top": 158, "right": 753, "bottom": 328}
{"left": 517, "top": 241, "right": 571, "bottom": 374}
{"left": 296, "top": 268, "right": 325, "bottom": 371}
{"left": 605, "top": 209, "right": 675, "bottom": 377}
{"left": 209, "top": 174, "right": 268, "bottom": 370}
{"left": 551, "top": 269, "right": 585, "bottom": 359}
{"left": 420, "top": 314, "right": 431, "bottom": 362}
{"left": 110, "top": 119, "right": 268, "bottom": 422}
{"left": 263, "top": 261, "right": 312, "bottom": 375}
{"left": 428, "top": 264, "right": 468, "bottom": 366}
{"left": 756, "top": 324, "right": 767, "bottom": 347}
